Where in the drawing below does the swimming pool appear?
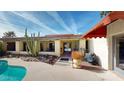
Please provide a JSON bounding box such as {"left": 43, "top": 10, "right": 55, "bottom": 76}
{"left": 0, "top": 60, "right": 27, "bottom": 81}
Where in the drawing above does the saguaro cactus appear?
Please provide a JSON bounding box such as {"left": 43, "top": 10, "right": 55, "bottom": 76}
{"left": 25, "top": 29, "right": 40, "bottom": 57}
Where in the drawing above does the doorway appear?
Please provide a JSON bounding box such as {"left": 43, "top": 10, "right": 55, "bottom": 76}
{"left": 7, "top": 42, "right": 15, "bottom": 51}
{"left": 61, "top": 40, "right": 79, "bottom": 56}
{"left": 63, "top": 42, "right": 71, "bottom": 56}
{"left": 113, "top": 36, "right": 124, "bottom": 74}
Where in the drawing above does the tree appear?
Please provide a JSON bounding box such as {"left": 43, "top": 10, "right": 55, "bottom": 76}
{"left": 100, "top": 11, "right": 111, "bottom": 18}
{"left": 2, "top": 31, "right": 16, "bottom": 38}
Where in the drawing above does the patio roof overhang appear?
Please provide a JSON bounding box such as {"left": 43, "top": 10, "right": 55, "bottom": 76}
{"left": 81, "top": 11, "right": 124, "bottom": 39}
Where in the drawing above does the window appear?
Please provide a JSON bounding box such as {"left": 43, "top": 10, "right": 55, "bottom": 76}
{"left": 23, "top": 42, "right": 27, "bottom": 51}
{"left": 49, "top": 42, "right": 55, "bottom": 52}
{"left": 7, "top": 42, "right": 15, "bottom": 51}
{"left": 40, "top": 43, "right": 43, "bottom": 51}
{"left": 115, "top": 37, "right": 124, "bottom": 70}
{"left": 40, "top": 41, "right": 55, "bottom": 52}
{"left": 63, "top": 42, "right": 71, "bottom": 52}
{"left": 86, "top": 40, "right": 89, "bottom": 53}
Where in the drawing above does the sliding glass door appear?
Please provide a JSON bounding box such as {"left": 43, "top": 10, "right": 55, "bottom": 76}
{"left": 113, "top": 36, "right": 124, "bottom": 74}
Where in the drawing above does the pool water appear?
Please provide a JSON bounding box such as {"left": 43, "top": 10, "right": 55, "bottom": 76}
{"left": 0, "top": 60, "right": 27, "bottom": 81}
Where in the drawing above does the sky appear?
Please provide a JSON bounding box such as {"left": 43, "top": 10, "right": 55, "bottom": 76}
{"left": 0, "top": 11, "right": 102, "bottom": 37}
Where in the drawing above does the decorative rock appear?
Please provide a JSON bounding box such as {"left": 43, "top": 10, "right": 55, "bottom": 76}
{"left": 20, "top": 55, "right": 59, "bottom": 65}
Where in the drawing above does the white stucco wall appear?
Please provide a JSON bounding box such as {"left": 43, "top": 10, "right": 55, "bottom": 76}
{"left": 88, "top": 38, "right": 108, "bottom": 69}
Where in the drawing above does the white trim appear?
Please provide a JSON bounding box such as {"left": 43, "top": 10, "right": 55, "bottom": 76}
{"left": 108, "top": 31, "right": 124, "bottom": 37}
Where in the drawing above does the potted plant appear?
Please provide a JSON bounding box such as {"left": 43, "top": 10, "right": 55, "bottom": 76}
{"left": 71, "top": 50, "right": 84, "bottom": 68}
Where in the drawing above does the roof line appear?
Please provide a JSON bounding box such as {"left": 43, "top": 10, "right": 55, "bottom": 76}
{"left": 80, "top": 11, "right": 116, "bottom": 38}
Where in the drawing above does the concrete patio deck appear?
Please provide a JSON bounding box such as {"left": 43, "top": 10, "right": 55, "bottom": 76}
{"left": 1, "top": 58, "right": 123, "bottom": 81}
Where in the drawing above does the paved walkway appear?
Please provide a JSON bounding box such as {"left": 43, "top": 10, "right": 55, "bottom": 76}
{"left": 2, "top": 58, "right": 123, "bottom": 81}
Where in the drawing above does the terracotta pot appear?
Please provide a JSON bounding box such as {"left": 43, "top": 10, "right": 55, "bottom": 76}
{"left": 72, "top": 59, "right": 81, "bottom": 68}
{"left": 71, "top": 51, "right": 84, "bottom": 68}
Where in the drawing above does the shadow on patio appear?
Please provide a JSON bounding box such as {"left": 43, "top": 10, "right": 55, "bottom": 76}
{"left": 79, "top": 62, "right": 107, "bottom": 73}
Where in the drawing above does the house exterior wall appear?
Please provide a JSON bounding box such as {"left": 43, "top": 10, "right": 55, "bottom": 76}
{"left": 16, "top": 41, "right": 23, "bottom": 53}
{"left": 41, "top": 41, "right": 49, "bottom": 51}
{"left": 88, "top": 39, "right": 94, "bottom": 53}
{"left": 57, "top": 39, "right": 85, "bottom": 55}
{"left": 79, "top": 39, "right": 86, "bottom": 50}
{"left": 107, "top": 19, "right": 124, "bottom": 70}
{"left": 15, "top": 41, "right": 20, "bottom": 53}
{"left": 40, "top": 40, "right": 61, "bottom": 56}
{"left": 3, "top": 41, "right": 7, "bottom": 51}
{"left": 55, "top": 40, "right": 61, "bottom": 56}
{"left": 88, "top": 38, "right": 108, "bottom": 69}
{"left": 19, "top": 41, "right": 23, "bottom": 51}
{"left": 3, "top": 38, "right": 85, "bottom": 57}
{"left": 107, "top": 19, "right": 124, "bottom": 36}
